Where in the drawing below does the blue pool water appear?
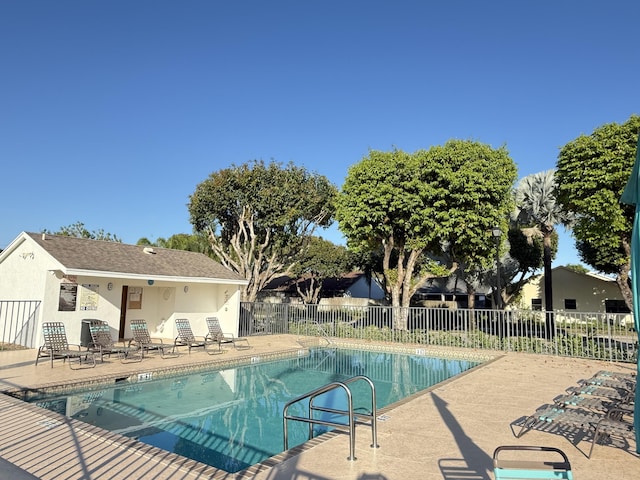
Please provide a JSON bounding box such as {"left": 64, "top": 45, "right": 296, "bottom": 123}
{"left": 27, "top": 347, "right": 479, "bottom": 473}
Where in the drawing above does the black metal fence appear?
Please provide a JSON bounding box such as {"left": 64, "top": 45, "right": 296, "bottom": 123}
{"left": 0, "top": 300, "right": 41, "bottom": 350}
{"left": 2, "top": 300, "right": 636, "bottom": 363}
{"left": 240, "top": 302, "right": 638, "bottom": 363}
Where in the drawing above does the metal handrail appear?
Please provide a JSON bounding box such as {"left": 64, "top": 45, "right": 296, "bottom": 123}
{"left": 297, "top": 318, "right": 332, "bottom": 347}
{"left": 283, "top": 375, "right": 379, "bottom": 461}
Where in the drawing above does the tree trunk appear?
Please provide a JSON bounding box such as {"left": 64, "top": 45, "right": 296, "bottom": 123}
{"left": 296, "top": 277, "right": 322, "bottom": 304}
{"left": 617, "top": 238, "right": 633, "bottom": 311}
{"left": 466, "top": 284, "right": 476, "bottom": 309}
{"left": 206, "top": 212, "right": 294, "bottom": 302}
{"left": 543, "top": 232, "right": 555, "bottom": 339}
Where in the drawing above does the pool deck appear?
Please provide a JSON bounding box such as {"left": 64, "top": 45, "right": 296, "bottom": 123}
{"left": 0, "top": 335, "right": 637, "bottom": 479}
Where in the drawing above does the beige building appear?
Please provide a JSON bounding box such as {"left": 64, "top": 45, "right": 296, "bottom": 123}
{"left": 518, "top": 265, "right": 629, "bottom": 315}
{"left": 0, "top": 232, "right": 248, "bottom": 348}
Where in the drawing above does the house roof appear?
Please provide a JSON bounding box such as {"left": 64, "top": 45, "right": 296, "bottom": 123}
{"left": 8, "top": 232, "right": 247, "bottom": 284}
{"left": 542, "top": 265, "right": 615, "bottom": 283}
{"left": 261, "top": 271, "right": 369, "bottom": 295}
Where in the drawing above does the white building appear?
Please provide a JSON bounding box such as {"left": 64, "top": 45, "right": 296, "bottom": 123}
{"left": 0, "top": 232, "right": 248, "bottom": 348}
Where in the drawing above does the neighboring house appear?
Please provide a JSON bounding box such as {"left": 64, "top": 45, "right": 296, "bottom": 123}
{"left": 518, "top": 265, "right": 630, "bottom": 316}
{"left": 257, "top": 272, "right": 386, "bottom": 305}
{"left": 0, "top": 232, "right": 248, "bottom": 348}
{"left": 414, "top": 276, "right": 493, "bottom": 309}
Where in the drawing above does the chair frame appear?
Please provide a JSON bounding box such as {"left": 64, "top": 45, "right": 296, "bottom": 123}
{"left": 87, "top": 319, "right": 142, "bottom": 363}
{"left": 516, "top": 404, "right": 601, "bottom": 440}
{"left": 205, "top": 316, "right": 250, "bottom": 350}
{"left": 514, "top": 370, "right": 636, "bottom": 460}
{"left": 128, "top": 319, "right": 176, "bottom": 358}
{"left": 174, "top": 318, "right": 218, "bottom": 354}
{"left": 588, "top": 407, "right": 635, "bottom": 458}
{"left": 493, "top": 445, "right": 573, "bottom": 480}
{"left": 35, "top": 321, "right": 96, "bottom": 369}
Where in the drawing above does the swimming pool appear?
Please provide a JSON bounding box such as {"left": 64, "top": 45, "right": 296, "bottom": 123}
{"left": 26, "top": 346, "right": 480, "bottom": 473}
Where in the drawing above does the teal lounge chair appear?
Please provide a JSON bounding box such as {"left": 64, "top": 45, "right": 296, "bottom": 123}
{"left": 35, "top": 321, "right": 96, "bottom": 369}
{"left": 174, "top": 318, "right": 217, "bottom": 354}
{"left": 588, "top": 406, "right": 635, "bottom": 458}
{"left": 87, "top": 319, "right": 142, "bottom": 363}
{"left": 205, "top": 316, "right": 250, "bottom": 350}
{"left": 578, "top": 375, "right": 635, "bottom": 392}
{"left": 565, "top": 384, "right": 634, "bottom": 403}
{"left": 516, "top": 404, "right": 601, "bottom": 439}
{"left": 517, "top": 403, "right": 634, "bottom": 458}
{"left": 129, "top": 319, "right": 176, "bottom": 358}
{"left": 553, "top": 394, "right": 621, "bottom": 413}
{"left": 493, "top": 446, "right": 573, "bottom": 480}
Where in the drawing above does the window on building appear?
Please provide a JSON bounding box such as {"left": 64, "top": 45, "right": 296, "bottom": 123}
{"left": 605, "top": 299, "right": 630, "bottom": 314}
{"left": 475, "top": 295, "right": 487, "bottom": 309}
{"left": 564, "top": 299, "right": 577, "bottom": 310}
{"left": 531, "top": 298, "right": 542, "bottom": 311}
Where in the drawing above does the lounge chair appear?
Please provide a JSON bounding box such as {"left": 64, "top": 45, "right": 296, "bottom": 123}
{"left": 578, "top": 374, "right": 635, "bottom": 391}
{"left": 205, "top": 316, "right": 250, "bottom": 350}
{"left": 174, "top": 318, "right": 217, "bottom": 354}
{"left": 35, "top": 321, "right": 96, "bottom": 369}
{"left": 565, "top": 384, "right": 634, "bottom": 403}
{"left": 87, "top": 319, "right": 142, "bottom": 363}
{"left": 516, "top": 403, "right": 634, "bottom": 458}
{"left": 516, "top": 404, "right": 601, "bottom": 440}
{"left": 553, "top": 393, "right": 621, "bottom": 413}
{"left": 493, "top": 445, "right": 573, "bottom": 479}
{"left": 592, "top": 370, "right": 636, "bottom": 382}
{"left": 589, "top": 407, "right": 635, "bottom": 458}
{"left": 129, "top": 319, "right": 176, "bottom": 358}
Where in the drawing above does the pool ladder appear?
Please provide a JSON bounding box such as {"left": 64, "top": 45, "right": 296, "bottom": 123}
{"left": 297, "top": 319, "right": 332, "bottom": 347}
{"left": 283, "top": 375, "right": 379, "bottom": 461}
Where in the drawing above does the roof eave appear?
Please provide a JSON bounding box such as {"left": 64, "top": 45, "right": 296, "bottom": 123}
{"left": 56, "top": 268, "right": 248, "bottom": 285}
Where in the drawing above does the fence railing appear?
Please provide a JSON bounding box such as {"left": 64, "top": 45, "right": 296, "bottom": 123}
{"left": 0, "top": 300, "right": 41, "bottom": 350}
{"left": 2, "top": 300, "right": 636, "bottom": 363}
{"left": 240, "top": 302, "right": 638, "bottom": 363}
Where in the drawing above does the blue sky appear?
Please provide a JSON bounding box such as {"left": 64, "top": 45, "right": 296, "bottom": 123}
{"left": 1, "top": 1, "right": 637, "bottom": 270}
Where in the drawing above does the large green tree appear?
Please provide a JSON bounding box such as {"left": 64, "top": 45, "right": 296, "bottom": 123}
{"left": 420, "top": 141, "right": 518, "bottom": 309}
{"left": 555, "top": 115, "right": 640, "bottom": 308}
{"left": 188, "top": 160, "right": 337, "bottom": 302}
{"left": 137, "top": 233, "right": 211, "bottom": 254}
{"left": 336, "top": 141, "right": 517, "bottom": 327}
{"left": 43, "top": 222, "right": 121, "bottom": 242}
{"left": 291, "top": 237, "right": 351, "bottom": 304}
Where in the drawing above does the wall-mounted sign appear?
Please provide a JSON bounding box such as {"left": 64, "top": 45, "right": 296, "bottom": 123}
{"left": 58, "top": 283, "right": 78, "bottom": 311}
{"left": 80, "top": 284, "right": 99, "bottom": 311}
{"left": 128, "top": 287, "right": 143, "bottom": 309}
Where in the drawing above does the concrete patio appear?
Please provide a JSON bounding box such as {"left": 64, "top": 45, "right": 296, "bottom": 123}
{"left": 0, "top": 335, "right": 637, "bottom": 479}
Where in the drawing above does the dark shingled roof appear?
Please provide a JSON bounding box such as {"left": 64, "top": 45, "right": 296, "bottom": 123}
{"left": 27, "top": 232, "right": 245, "bottom": 281}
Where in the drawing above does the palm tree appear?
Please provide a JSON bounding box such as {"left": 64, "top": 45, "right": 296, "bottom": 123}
{"left": 513, "top": 170, "right": 573, "bottom": 337}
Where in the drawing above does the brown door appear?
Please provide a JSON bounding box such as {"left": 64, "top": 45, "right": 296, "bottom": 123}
{"left": 118, "top": 286, "right": 128, "bottom": 341}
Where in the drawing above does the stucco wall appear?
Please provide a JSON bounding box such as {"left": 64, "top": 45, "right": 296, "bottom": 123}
{"left": 0, "top": 236, "right": 52, "bottom": 303}
{"left": 0, "top": 234, "right": 247, "bottom": 347}
{"left": 519, "top": 267, "right": 624, "bottom": 313}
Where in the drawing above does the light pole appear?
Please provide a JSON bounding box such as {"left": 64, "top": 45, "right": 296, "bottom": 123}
{"left": 491, "top": 226, "right": 502, "bottom": 310}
